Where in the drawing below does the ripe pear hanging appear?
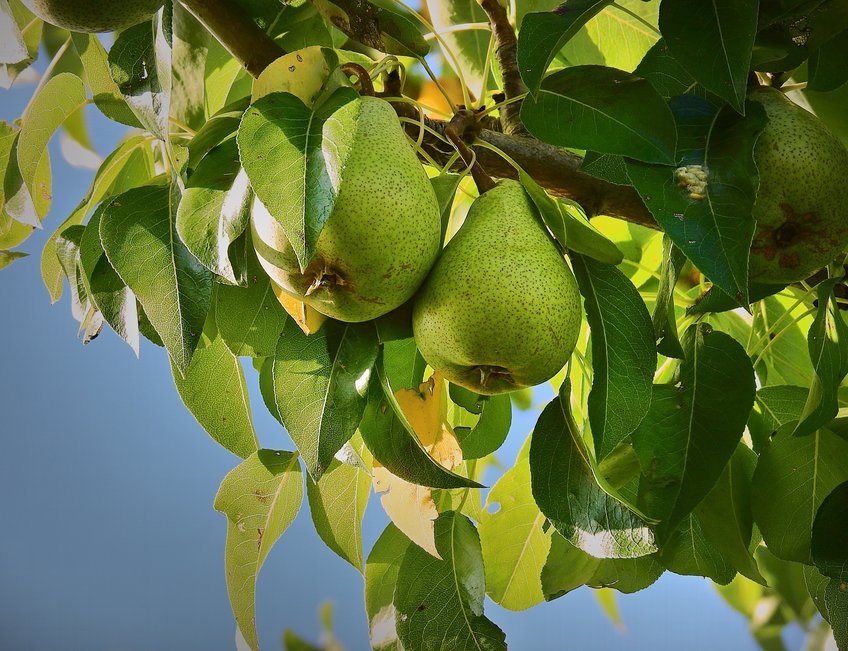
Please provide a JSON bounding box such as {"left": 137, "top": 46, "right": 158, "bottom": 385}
{"left": 412, "top": 180, "right": 583, "bottom": 395}
{"left": 251, "top": 95, "right": 442, "bottom": 323}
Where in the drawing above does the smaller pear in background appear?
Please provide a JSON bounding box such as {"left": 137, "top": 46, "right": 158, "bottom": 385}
{"left": 748, "top": 86, "right": 848, "bottom": 283}
{"left": 413, "top": 180, "right": 583, "bottom": 395}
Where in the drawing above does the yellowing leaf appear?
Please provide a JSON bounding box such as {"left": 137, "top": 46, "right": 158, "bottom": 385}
{"left": 373, "top": 373, "right": 464, "bottom": 558}
{"left": 252, "top": 46, "right": 337, "bottom": 105}
{"left": 271, "top": 281, "right": 327, "bottom": 335}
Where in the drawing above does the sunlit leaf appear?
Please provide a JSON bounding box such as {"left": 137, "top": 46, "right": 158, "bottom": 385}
{"left": 176, "top": 136, "right": 252, "bottom": 284}
{"left": 99, "top": 184, "right": 214, "bottom": 373}
{"left": 541, "top": 533, "right": 600, "bottom": 601}
{"left": 479, "top": 437, "right": 551, "bottom": 610}
{"left": 365, "top": 523, "right": 410, "bottom": 651}
{"left": 214, "top": 450, "right": 303, "bottom": 651}
{"left": 172, "top": 335, "right": 260, "bottom": 459}
{"left": 793, "top": 279, "right": 848, "bottom": 437}
{"left": 306, "top": 438, "right": 371, "bottom": 570}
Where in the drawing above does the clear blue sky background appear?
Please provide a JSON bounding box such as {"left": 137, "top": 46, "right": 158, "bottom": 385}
{"left": 0, "top": 66, "right": 803, "bottom": 651}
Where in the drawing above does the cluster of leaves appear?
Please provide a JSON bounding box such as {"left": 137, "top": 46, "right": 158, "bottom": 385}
{"left": 2, "top": 0, "right": 848, "bottom": 650}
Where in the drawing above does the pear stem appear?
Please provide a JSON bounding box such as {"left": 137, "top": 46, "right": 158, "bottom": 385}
{"left": 340, "top": 63, "right": 375, "bottom": 97}
{"left": 478, "top": 0, "right": 528, "bottom": 136}
{"left": 445, "top": 110, "right": 497, "bottom": 194}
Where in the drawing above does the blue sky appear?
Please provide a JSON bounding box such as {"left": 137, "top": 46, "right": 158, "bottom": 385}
{"left": 0, "top": 64, "right": 796, "bottom": 651}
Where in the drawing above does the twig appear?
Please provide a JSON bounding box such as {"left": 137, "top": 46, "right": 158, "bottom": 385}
{"left": 177, "top": 0, "right": 285, "bottom": 78}
{"left": 478, "top": 0, "right": 528, "bottom": 136}
{"left": 445, "top": 110, "right": 497, "bottom": 194}
{"left": 340, "top": 63, "right": 375, "bottom": 96}
{"left": 178, "top": 0, "right": 657, "bottom": 229}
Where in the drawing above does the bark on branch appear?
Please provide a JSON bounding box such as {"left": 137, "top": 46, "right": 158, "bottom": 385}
{"left": 478, "top": 0, "right": 528, "bottom": 136}
{"left": 180, "top": 0, "right": 657, "bottom": 229}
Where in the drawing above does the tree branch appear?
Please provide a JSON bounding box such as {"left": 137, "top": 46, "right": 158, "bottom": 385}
{"left": 177, "top": 0, "right": 284, "bottom": 78}
{"left": 478, "top": 0, "right": 528, "bottom": 136}
{"left": 181, "top": 0, "right": 657, "bottom": 229}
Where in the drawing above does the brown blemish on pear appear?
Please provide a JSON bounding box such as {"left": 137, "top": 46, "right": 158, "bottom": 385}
{"left": 748, "top": 87, "right": 848, "bottom": 283}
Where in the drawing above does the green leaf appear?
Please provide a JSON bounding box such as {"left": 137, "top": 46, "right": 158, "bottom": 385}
{"left": 176, "top": 136, "right": 252, "bottom": 284}
{"left": 41, "top": 134, "right": 153, "bottom": 302}
{"left": 54, "top": 224, "right": 88, "bottom": 322}
{"left": 312, "top": 0, "right": 429, "bottom": 56}
{"left": 685, "top": 281, "right": 786, "bottom": 316}
{"left": 365, "top": 523, "right": 410, "bottom": 651}
{"left": 282, "top": 629, "right": 323, "bottom": 651}
{"left": 170, "top": 5, "right": 210, "bottom": 133}
{"left": 272, "top": 319, "right": 378, "bottom": 480}
{"left": 751, "top": 428, "right": 848, "bottom": 563}
{"left": 541, "top": 533, "right": 600, "bottom": 601}
{"left": 695, "top": 444, "right": 766, "bottom": 584}
{"left": 78, "top": 206, "right": 140, "bottom": 355}
{"left": 17, "top": 72, "right": 85, "bottom": 222}
{"left": 586, "top": 554, "right": 665, "bottom": 593}
{"left": 0, "top": 249, "right": 27, "bottom": 269}
{"left": 4, "top": 129, "right": 51, "bottom": 227}
{"left": 517, "top": 0, "right": 614, "bottom": 94}
{"left": 632, "top": 324, "right": 755, "bottom": 540}
{"left": 0, "top": 1, "right": 40, "bottom": 89}
{"left": 811, "top": 481, "right": 848, "bottom": 580}
{"left": 359, "top": 356, "right": 481, "bottom": 489}
{"left": 237, "top": 88, "right": 357, "bottom": 269}
{"left": 395, "top": 511, "right": 507, "bottom": 651}
{"left": 306, "top": 445, "right": 371, "bottom": 571}
{"left": 626, "top": 97, "right": 767, "bottom": 303}
{"left": 171, "top": 335, "right": 259, "bottom": 459}
{"left": 453, "top": 393, "right": 511, "bottom": 460}
{"left": 430, "top": 172, "right": 462, "bottom": 245}
{"left": 425, "top": 0, "right": 492, "bottom": 98}
{"left": 571, "top": 254, "right": 656, "bottom": 459}
{"left": 805, "top": 565, "right": 848, "bottom": 650}
{"left": 99, "top": 184, "right": 214, "bottom": 373}
{"left": 518, "top": 169, "right": 623, "bottom": 265}
{"left": 214, "top": 449, "right": 303, "bottom": 651}
{"left": 478, "top": 437, "right": 551, "bottom": 611}
{"left": 0, "top": 0, "right": 30, "bottom": 67}
{"left": 521, "top": 65, "right": 677, "bottom": 165}
{"left": 71, "top": 33, "right": 141, "bottom": 127}
{"left": 215, "top": 241, "right": 289, "bottom": 358}
{"left": 108, "top": 21, "right": 168, "bottom": 138}
{"left": 382, "top": 337, "right": 426, "bottom": 391}
{"left": 748, "top": 384, "right": 809, "bottom": 451}
{"left": 659, "top": 513, "right": 736, "bottom": 584}
{"left": 529, "top": 383, "right": 657, "bottom": 559}
{"left": 793, "top": 279, "right": 848, "bottom": 437}
{"left": 634, "top": 38, "right": 700, "bottom": 100}
{"left": 658, "top": 0, "right": 758, "bottom": 112}
{"left": 808, "top": 30, "right": 848, "bottom": 92}
{"left": 652, "top": 236, "right": 686, "bottom": 358}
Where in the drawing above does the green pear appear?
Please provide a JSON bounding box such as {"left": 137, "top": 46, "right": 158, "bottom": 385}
{"left": 251, "top": 95, "right": 441, "bottom": 323}
{"left": 20, "top": 0, "right": 164, "bottom": 32}
{"left": 412, "top": 180, "right": 582, "bottom": 395}
{"left": 748, "top": 86, "right": 848, "bottom": 283}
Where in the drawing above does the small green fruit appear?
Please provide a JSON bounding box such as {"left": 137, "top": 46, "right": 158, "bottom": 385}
{"left": 20, "top": 0, "right": 164, "bottom": 32}
{"left": 412, "top": 180, "right": 582, "bottom": 395}
{"left": 251, "top": 96, "right": 441, "bottom": 323}
{"left": 748, "top": 86, "right": 848, "bottom": 283}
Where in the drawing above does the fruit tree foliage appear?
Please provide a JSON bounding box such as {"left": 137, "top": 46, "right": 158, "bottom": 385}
{"left": 1, "top": 0, "right": 848, "bottom": 649}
